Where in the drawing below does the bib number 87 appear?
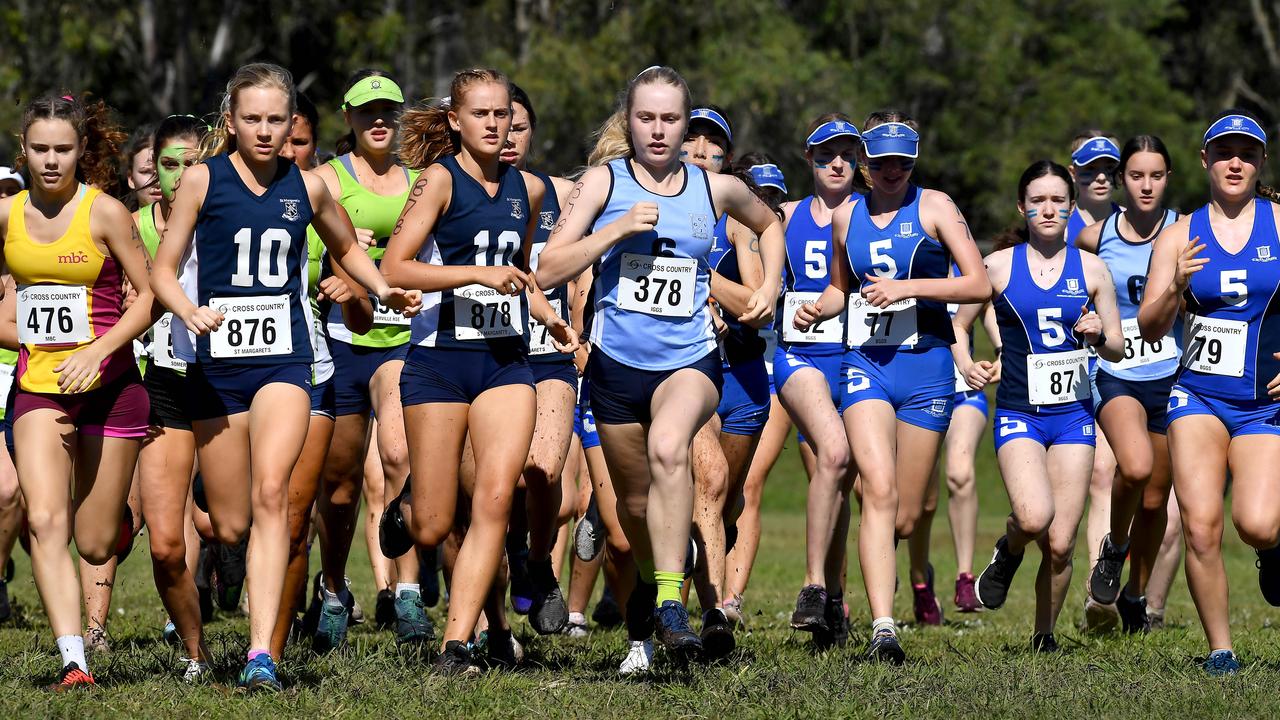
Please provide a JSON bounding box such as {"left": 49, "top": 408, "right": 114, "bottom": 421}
{"left": 1049, "top": 369, "right": 1075, "bottom": 395}
{"left": 225, "top": 317, "right": 278, "bottom": 348}
{"left": 633, "top": 276, "right": 683, "bottom": 308}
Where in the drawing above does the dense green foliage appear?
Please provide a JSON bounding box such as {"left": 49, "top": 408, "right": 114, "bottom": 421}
{"left": 3, "top": 1, "right": 1279, "bottom": 235}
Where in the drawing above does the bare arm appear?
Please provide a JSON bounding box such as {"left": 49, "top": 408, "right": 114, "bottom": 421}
{"left": 1138, "top": 217, "right": 1199, "bottom": 343}
{"left": 793, "top": 203, "right": 854, "bottom": 329}
{"left": 1074, "top": 218, "right": 1103, "bottom": 255}
{"left": 711, "top": 173, "right": 782, "bottom": 324}
{"left": 152, "top": 163, "right": 215, "bottom": 332}
{"left": 1081, "top": 255, "right": 1126, "bottom": 363}
{"left": 536, "top": 166, "right": 643, "bottom": 289}
{"left": 709, "top": 218, "right": 767, "bottom": 322}
{"left": 873, "top": 190, "right": 990, "bottom": 305}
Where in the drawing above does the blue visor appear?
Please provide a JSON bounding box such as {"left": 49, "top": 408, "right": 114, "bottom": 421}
{"left": 749, "top": 163, "right": 787, "bottom": 193}
{"left": 1203, "top": 114, "right": 1267, "bottom": 147}
{"left": 862, "top": 122, "right": 919, "bottom": 159}
{"left": 1070, "top": 137, "right": 1121, "bottom": 167}
{"left": 689, "top": 108, "right": 732, "bottom": 144}
{"left": 806, "top": 120, "right": 860, "bottom": 148}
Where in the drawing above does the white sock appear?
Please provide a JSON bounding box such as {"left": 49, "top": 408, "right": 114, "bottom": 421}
{"left": 395, "top": 582, "right": 420, "bottom": 596}
{"left": 568, "top": 611, "right": 587, "bottom": 625}
{"left": 320, "top": 585, "right": 344, "bottom": 609}
{"left": 57, "top": 635, "right": 87, "bottom": 670}
{"left": 871, "top": 616, "right": 896, "bottom": 635}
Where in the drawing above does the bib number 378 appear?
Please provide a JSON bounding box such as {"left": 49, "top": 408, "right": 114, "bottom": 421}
{"left": 618, "top": 252, "right": 696, "bottom": 317}
{"left": 209, "top": 295, "right": 292, "bottom": 358}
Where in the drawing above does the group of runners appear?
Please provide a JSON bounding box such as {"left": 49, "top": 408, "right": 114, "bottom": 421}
{"left": 0, "top": 60, "right": 1275, "bottom": 692}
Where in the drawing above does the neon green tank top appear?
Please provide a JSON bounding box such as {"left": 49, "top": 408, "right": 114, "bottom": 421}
{"left": 0, "top": 348, "right": 16, "bottom": 421}
{"left": 308, "top": 225, "right": 333, "bottom": 383}
{"left": 323, "top": 155, "right": 419, "bottom": 348}
{"left": 138, "top": 202, "right": 162, "bottom": 256}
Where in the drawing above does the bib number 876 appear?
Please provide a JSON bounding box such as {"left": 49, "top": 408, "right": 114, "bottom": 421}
{"left": 226, "top": 317, "right": 277, "bottom": 347}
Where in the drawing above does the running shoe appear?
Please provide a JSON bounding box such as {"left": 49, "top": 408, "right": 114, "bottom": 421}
{"left": 434, "top": 640, "right": 480, "bottom": 676}
{"left": 237, "top": 654, "right": 282, "bottom": 693}
{"left": 625, "top": 577, "right": 658, "bottom": 641}
{"left": 1083, "top": 597, "right": 1120, "bottom": 635}
{"left": 722, "top": 595, "right": 745, "bottom": 629}
{"left": 162, "top": 620, "right": 179, "bottom": 645}
{"left": 592, "top": 588, "right": 624, "bottom": 628}
{"left": 481, "top": 628, "right": 523, "bottom": 669}
{"left": 1031, "top": 633, "right": 1060, "bottom": 653}
{"left": 212, "top": 536, "right": 248, "bottom": 612}
{"left": 1146, "top": 608, "right": 1166, "bottom": 631}
{"left": 619, "top": 639, "right": 654, "bottom": 676}
{"left": 46, "top": 662, "right": 94, "bottom": 692}
{"left": 509, "top": 546, "right": 533, "bottom": 615}
{"left": 813, "top": 593, "right": 849, "bottom": 650}
{"left": 527, "top": 559, "right": 569, "bottom": 634}
{"left": 182, "top": 657, "right": 211, "bottom": 683}
{"left": 347, "top": 576, "right": 365, "bottom": 625}
{"left": 1117, "top": 593, "right": 1150, "bottom": 634}
{"left": 1089, "top": 533, "right": 1128, "bottom": 605}
{"left": 564, "top": 612, "right": 589, "bottom": 638}
{"left": 375, "top": 588, "right": 396, "bottom": 629}
{"left": 312, "top": 593, "right": 352, "bottom": 653}
{"left": 86, "top": 625, "right": 110, "bottom": 655}
{"left": 700, "top": 607, "right": 735, "bottom": 660}
{"left": 1257, "top": 545, "right": 1280, "bottom": 606}
{"left": 0, "top": 579, "right": 11, "bottom": 623}
{"left": 655, "top": 600, "right": 702, "bottom": 659}
{"left": 912, "top": 564, "right": 943, "bottom": 626}
{"left": 954, "top": 572, "right": 981, "bottom": 613}
{"left": 1203, "top": 649, "right": 1240, "bottom": 676}
{"left": 574, "top": 493, "right": 605, "bottom": 562}
{"left": 420, "top": 546, "right": 441, "bottom": 608}
{"left": 790, "top": 584, "right": 829, "bottom": 632}
{"left": 865, "top": 628, "right": 906, "bottom": 665}
{"left": 976, "top": 536, "right": 1023, "bottom": 610}
{"left": 394, "top": 589, "right": 435, "bottom": 644}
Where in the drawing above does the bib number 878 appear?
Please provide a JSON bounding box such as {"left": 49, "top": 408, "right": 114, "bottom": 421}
{"left": 470, "top": 301, "right": 513, "bottom": 330}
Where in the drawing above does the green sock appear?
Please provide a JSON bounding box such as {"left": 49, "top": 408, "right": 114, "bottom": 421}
{"left": 637, "top": 558, "right": 656, "bottom": 584}
{"left": 654, "top": 571, "right": 684, "bottom": 606}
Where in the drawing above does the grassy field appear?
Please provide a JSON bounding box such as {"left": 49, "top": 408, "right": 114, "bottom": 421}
{"left": 2, "top": 421, "right": 1278, "bottom": 719}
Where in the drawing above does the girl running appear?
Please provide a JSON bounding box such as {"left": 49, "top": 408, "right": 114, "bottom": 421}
{"left": 1076, "top": 135, "right": 1181, "bottom": 633}
{"left": 775, "top": 115, "right": 858, "bottom": 646}
{"left": 537, "top": 65, "right": 783, "bottom": 663}
{"left": 381, "top": 67, "right": 576, "bottom": 674}
{"left": 1, "top": 94, "right": 152, "bottom": 689}
{"left": 1139, "top": 111, "right": 1280, "bottom": 674}
{"left": 795, "top": 111, "right": 989, "bottom": 663}
{"left": 151, "top": 62, "right": 419, "bottom": 691}
{"left": 967, "top": 160, "right": 1124, "bottom": 651}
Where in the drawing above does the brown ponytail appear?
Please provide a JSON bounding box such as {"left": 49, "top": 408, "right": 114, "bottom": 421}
{"left": 399, "top": 68, "right": 510, "bottom": 171}
{"left": 1257, "top": 182, "right": 1280, "bottom": 203}
{"left": 18, "top": 93, "right": 128, "bottom": 195}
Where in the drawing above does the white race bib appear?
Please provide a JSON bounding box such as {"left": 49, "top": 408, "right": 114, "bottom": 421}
{"left": 371, "top": 295, "right": 411, "bottom": 326}
{"left": 1027, "top": 349, "right": 1091, "bottom": 405}
{"left": 1112, "top": 317, "right": 1177, "bottom": 371}
{"left": 0, "top": 363, "right": 13, "bottom": 412}
{"left": 1181, "top": 314, "right": 1247, "bottom": 378}
{"left": 152, "top": 313, "right": 187, "bottom": 371}
{"left": 209, "top": 295, "right": 293, "bottom": 358}
{"left": 618, "top": 253, "right": 697, "bottom": 317}
{"left": 453, "top": 284, "right": 525, "bottom": 340}
{"left": 17, "top": 284, "right": 91, "bottom": 345}
{"left": 846, "top": 296, "right": 918, "bottom": 348}
{"left": 782, "top": 291, "right": 845, "bottom": 344}
{"left": 954, "top": 360, "right": 969, "bottom": 393}
{"left": 529, "top": 299, "right": 564, "bottom": 356}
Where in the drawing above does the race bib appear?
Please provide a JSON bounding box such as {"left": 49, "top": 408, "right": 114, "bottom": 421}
{"left": 17, "top": 284, "right": 91, "bottom": 345}
{"left": 453, "top": 284, "right": 525, "bottom": 340}
{"left": 209, "top": 295, "right": 293, "bottom": 358}
{"left": 1112, "top": 317, "right": 1177, "bottom": 371}
{"left": 1026, "top": 349, "right": 1091, "bottom": 405}
{"left": 0, "top": 363, "right": 13, "bottom": 412}
{"left": 1181, "top": 314, "right": 1246, "bottom": 378}
{"left": 846, "top": 296, "right": 918, "bottom": 348}
{"left": 371, "top": 295, "right": 411, "bottom": 326}
{"left": 152, "top": 313, "right": 187, "bottom": 371}
{"left": 618, "top": 253, "right": 697, "bottom": 317}
{"left": 529, "top": 299, "right": 564, "bottom": 356}
{"left": 782, "top": 292, "right": 845, "bottom": 344}
{"left": 954, "top": 360, "right": 969, "bottom": 393}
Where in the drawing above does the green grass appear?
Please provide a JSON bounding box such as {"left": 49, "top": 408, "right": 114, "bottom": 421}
{"left": 2, "top": 424, "right": 1278, "bottom": 719}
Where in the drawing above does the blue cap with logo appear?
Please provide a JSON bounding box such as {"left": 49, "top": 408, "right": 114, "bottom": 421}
{"left": 862, "top": 122, "right": 919, "bottom": 159}
{"left": 749, "top": 163, "right": 787, "bottom": 193}
{"left": 1070, "top": 136, "right": 1121, "bottom": 167}
{"left": 689, "top": 107, "right": 733, "bottom": 145}
{"left": 806, "top": 120, "right": 860, "bottom": 148}
{"left": 1203, "top": 114, "right": 1268, "bottom": 147}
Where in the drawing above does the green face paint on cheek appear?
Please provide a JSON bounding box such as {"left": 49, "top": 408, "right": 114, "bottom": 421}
{"left": 157, "top": 146, "right": 194, "bottom": 201}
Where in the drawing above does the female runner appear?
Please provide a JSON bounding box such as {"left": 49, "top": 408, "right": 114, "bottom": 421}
{"left": 152, "top": 62, "right": 418, "bottom": 691}
{"left": 1, "top": 94, "right": 153, "bottom": 689}
{"left": 537, "top": 65, "right": 783, "bottom": 663}
{"left": 1076, "top": 135, "right": 1180, "bottom": 633}
{"left": 967, "top": 160, "right": 1124, "bottom": 651}
{"left": 1139, "top": 111, "right": 1280, "bottom": 674}
{"left": 796, "top": 111, "right": 989, "bottom": 663}
{"left": 381, "top": 67, "right": 576, "bottom": 673}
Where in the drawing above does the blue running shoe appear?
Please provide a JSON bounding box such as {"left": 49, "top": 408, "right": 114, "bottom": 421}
{"left": 865, "top": 628, "right": 906, "bottom": 665}
{"left": 1203, "top": 649, "right": 1240, "bottom": 676}
{"left": 237, "top": 654, "right": 282, "bottom": 692}
{"left": 313, "top": 594, "right": 351, "bottom": 653}
{"left": 395, "top": 589, "right": 435, "bottom": 645}
{"left": 654, "top": 600, "right": 702, "bottom": 659}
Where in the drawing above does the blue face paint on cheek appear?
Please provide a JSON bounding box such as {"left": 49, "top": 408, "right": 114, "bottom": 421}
{"left": 900, "top": 160, "right": 915, "bottom": 171}
{"left": 813, "top": 162, "right": 830, "bottom": 170}
{"left": 1025, "top": 209, "right": 1039, "bottom": 219}
{"left": 1059, "top": 209, "right": 1070, "bottom": 219}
